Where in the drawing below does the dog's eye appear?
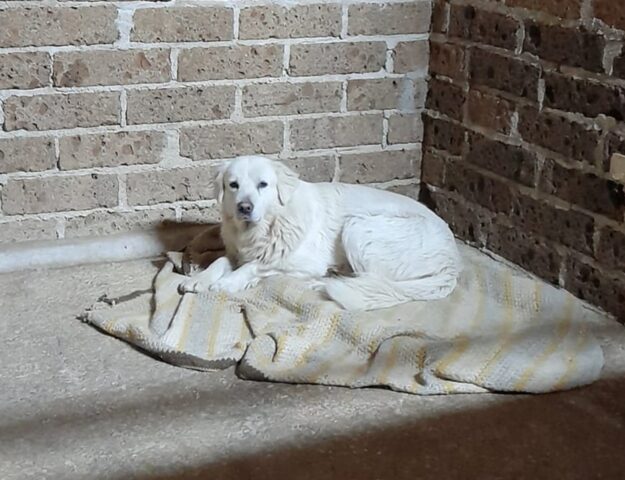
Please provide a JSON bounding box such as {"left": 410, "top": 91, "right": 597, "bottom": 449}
{"left": 229, "top": 181, "right": 239, "bottom": 189}
{"left": 258, "top": 181, "right": 268, "bottom": 189}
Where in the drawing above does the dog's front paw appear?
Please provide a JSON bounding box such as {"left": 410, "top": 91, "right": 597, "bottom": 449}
{"left": 179, "top": 277, "right": 211, "bottom": 294}
{"left": 208, "top": 274, "right": 258, "bottom": 294}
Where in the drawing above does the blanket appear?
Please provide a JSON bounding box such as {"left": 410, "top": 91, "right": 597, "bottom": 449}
{"left": 85, "top": 226, "right": 604, "bottom": 394}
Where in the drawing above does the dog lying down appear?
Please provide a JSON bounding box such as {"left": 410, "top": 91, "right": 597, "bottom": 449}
{"left": 180, "top": 155, "right": 462, "bottom": 311}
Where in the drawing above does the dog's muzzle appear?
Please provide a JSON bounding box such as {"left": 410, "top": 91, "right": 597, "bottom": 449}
{"left": 236, "top": 201, "right": 254, "bottom": 220}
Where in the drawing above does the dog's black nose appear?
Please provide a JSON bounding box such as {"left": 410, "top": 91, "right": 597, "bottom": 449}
{"left": 237, "top": 201, "right": 253, "bottom": 215}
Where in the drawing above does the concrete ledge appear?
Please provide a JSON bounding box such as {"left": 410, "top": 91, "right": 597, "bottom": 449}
{"left": 0, "top": 226, "right": 206, "bottom": 274}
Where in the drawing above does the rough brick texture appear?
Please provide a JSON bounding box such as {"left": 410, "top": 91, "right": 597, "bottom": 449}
{"left": 53, "top": 50, "right": 171, "bottom": 87}
{"left": 59, "top": 132, "right": 166, "bottom": 170}
{"left": 2, "top": 175, "right": 118, "bottom": 214}
{"left": 242, "top": 82, "right": 342, "bottom": 117}
{"left": 425, "top": 0, "right": 625, "bottom": 322}
{"left": 4, "top": 93, "right": 120, "bottom": 131}
{"left": 239, "top": 5, "right": 341, "bottom": 39}
{"left": 0, "top": 6, "right": 117, "bottom": 48}
{"left": 289, "top": 42, "right": 387, "bottom": 76}
{"left": 1, "top": 1, "right": 427, "bottom": 246}
{"left": 0, "top": 53, "right": 51, "bottom": 90}
{"left": 126, "top": 86, "right": 235, "bottom": 124}
{"left": 0, "top": 138, "right": 56, "bottom": 174}
{"left": 290, "top": 114, "right": 383, "bottom": 151}
{"left": 131, "top": 7, "right": 234, "bottom": 43}
{"left": 347, "top": 3, "right": 431, "bottom": 35}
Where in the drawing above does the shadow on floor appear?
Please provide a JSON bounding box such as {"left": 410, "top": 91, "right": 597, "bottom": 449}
{"left": 113, "top": 377, "right": 625, "bottom": 480}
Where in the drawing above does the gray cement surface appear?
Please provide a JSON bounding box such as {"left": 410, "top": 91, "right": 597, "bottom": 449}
{"left": 1, "top": 258, "right": 625, "bottom": 480}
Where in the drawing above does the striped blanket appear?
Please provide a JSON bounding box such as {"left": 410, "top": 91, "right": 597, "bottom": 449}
{"left": 86, "top": 235, "right": 604, "bottom": 394}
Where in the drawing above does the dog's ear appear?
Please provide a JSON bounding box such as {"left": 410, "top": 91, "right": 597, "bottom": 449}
{"left": 273, "top": 160, "right": 300, "bottom": 206}
{"left": 212, "top": 161, "right": 229, "bottom": 202}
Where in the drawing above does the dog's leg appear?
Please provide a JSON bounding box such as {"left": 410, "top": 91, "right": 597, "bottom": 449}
{"left": 179, "top": 256, "right": 233, "bottom": 293}
{"left": 325, "top": 215, "right": 461, "bottom": 310}
{"left": 207, "top": 261, "right": 264, "bottom": 293}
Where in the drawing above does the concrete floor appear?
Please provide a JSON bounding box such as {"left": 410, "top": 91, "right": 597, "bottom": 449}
{"left": 1, "top": 258, "right": 625, "bottom": 480}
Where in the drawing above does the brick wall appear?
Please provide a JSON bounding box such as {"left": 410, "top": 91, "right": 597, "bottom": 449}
{"left": 423, "top": 0, "right": 625, "bottom": 321}
{"left": 0, "top": 1, "right": 430, "bottom": 243}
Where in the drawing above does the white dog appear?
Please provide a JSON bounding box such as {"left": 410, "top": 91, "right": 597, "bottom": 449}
{"left": 180, "top": 155, "right": 461, "bottom": 310}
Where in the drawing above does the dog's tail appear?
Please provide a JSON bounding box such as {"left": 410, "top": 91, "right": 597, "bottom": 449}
{"left": 324, "top": 271, "right": 459, "bottom": 311}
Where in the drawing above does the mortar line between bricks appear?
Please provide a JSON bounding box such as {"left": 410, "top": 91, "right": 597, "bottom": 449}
{"left": 340, "top": 5, "right": 349, "bottom": 39}
{"left": 0, "top": 109, "right": 420, "bottom": 139}
{"left": 0, "top": 34, "right": 430, "bottom": 55}
{"left": 0, "top": 71, "right": 427, "bottom": 98}
{"left": 119, "top": 90, "right": 128, "bottom": 128}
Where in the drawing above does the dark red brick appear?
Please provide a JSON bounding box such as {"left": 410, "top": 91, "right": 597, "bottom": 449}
{"left": 430, "top": 41, "right": 466, "bottom": 81}
{"left": 540, "top": 159, "right": 625, "bottom": 220}
{"left": 431, "top": 0, "right": 448, "bottom": 33}
{"left": 594, "top": 0, "right": 625, "bottom": 31}
{"left": 613, "top": 53, "right": 625, "bottom": 79}
{"left": 470, "top": 48, "right": 540, "bottom": 100}
{"left": 597, "top": 226, "right": 625, "bottom": 271}
{"left": 466, "top": 133, "right": 536, "bottom": 187}
{"left": 466, "top": 89, "right": 515, "bottom": 134}
{"left": 518, "top": 107, "right": 601, "bottom": 165}
{"left": 510, "top": 194, "right": 595, "bottom": 253}
{"left": 565, "top": 255, "right": 625, "bottom": 322}
{"left": 420, "top": 187, "right": 494, "bottom": 246}
{"left": 544, "top": 71, "right": 625, "bottom": 121}
{"left": 506, "top": 0, "right": 581, "bottom": 20}
{"left": 487, "top": 222, "right": 564, "bottom": 284}
{"left": 524, "top": 22, "right": 605, "bottom": 72}
{"left": 449, "top": 5, "right": 520, "bottom": 50}
{"left": 426, "top": 77, "right": 466, "bottom": 121}
{"left": 443, "top": 159, "right": 516, "bottom": 214}
{"left": 421, "top": 149, "right": 447, "bottom": 186}
{"left": 423, "top": 114, "right": 465, "bottom": 155}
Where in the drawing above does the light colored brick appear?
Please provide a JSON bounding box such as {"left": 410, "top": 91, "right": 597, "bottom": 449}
{"left": 0, "top": 218, "right": 58, "bottom": 244}
{"left": 339, "top": 150, "right": 418, "bottom": 183}
{"left": 127, "top": 86, "right": 235, "bottom": 125}
{"left": 132, "top": 7, "right": 233, "bottom": 43}
{"left": 3, "top": 92, "right": 120, "bottom": 131}
{"left": 178, "top": 45, "right": 283, "bottom": 81}
{"left": 0, "top": 53, "right": 51, "bottom": 90}
{"left": 242, "top": 82, "right": 342, "bottom": 117}
{"left": 178, "top": 204, "right": 222, "bottom": 224}
{"left": 1, "top": 174, "right": 118, "bottom": 214}
{"left": 348, "top": 2, "right": 432, "bottom": 35}
{"left": 59, "top": 131, "right": 167, "bottom": 170}
{"left": 386, "top": 183, "right": 420, "bottom": 200}
{"left": 388, "top": 113, "right": 424, "bottom": 144}
{"left": 180, "top": 122, "right": 283, "bottom": 160}
{"left": 64, "top": 208, "right": 178, "bottom": 238}
{"left": 414, "top": 78, "right": 428, "bottom": 108}
{"left": 283, "top": 155, "right": 335, "bottom": 182}
{"left": 289, "top": 42, "right": 387, "bottom": 76}
{"left": 0, "top": 137, "right": 56, "bottom": 174}
{"left": 53, "top": 49, "right": 171, "bottom": 87}
{"left": 240, "top": 5, "right": 341, "bottom": 39}
{"left": 126, "top": 167, "right": 216, "bottom": 206}
{"left": 0, "top": 6, "right": 117, "bottom": 48}
{"left": 290, "top": 114, "right": 383, "bottom": 151}
{"left": 347, "top": 78, "right": 408, "bottom": 111}
{"left": 393, "top": 41, "right": 429, "bottom": 73}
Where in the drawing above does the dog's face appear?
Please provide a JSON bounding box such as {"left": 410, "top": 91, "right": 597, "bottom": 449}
{"left": 216, "top": 156, "right": 299, "bottom": 224}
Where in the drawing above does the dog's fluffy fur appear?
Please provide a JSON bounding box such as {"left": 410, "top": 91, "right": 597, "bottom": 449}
{"left": 180, "top": 155, "right": 462, "bottom": 310}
